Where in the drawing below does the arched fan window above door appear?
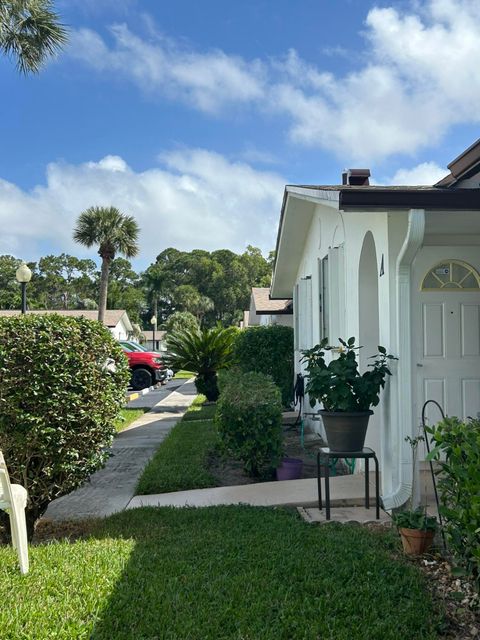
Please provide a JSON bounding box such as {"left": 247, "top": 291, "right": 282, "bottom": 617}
{"left": 421, "top": 260, "right": 480, "bottom": 291}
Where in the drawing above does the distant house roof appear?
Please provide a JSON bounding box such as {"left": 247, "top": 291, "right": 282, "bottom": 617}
{"left": 433, "top": 137, "right": 480, "bottom": 187}
{"left": 251, "top": 287, "right": 292, "bottom": 314}
{"left": 0, "top": 309, "right": 132, "bottom": 330}
{"left": 142, "top": 330, "right": 167, "bottom": 341}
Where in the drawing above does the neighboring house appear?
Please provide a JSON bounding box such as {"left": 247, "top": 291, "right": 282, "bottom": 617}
{"left": 141, "top": 330, "right": 167, "bottom": 352}
{"left": 243, "top": 287, "right": 293, "bottom": 328}
{"left": 0, "top": 309, "right": 133, "bottom": 341}
{"left": 270, "top": 139, "right": 480, "bottom": 510}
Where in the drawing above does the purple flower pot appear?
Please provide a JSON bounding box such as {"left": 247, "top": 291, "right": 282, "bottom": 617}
{"left": 276, "top": 457, "right": 303, "bottom": 481}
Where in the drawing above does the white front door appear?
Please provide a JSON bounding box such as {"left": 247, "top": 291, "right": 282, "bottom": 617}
{"left": 413, "top": 247, "right": 480, "bottom": 430}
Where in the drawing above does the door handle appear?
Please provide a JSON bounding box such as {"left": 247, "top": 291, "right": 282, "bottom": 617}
{"left": 416, "top": 363, "right": 423, "bottom": 367}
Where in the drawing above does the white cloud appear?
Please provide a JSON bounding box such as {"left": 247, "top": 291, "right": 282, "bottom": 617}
{"left": 0, "top": 151, "right": 284, "bottom": 266}
{"left": 69, "top": 24, "right": 265, "bottom": 114}
{"left": 385, "top": 161, "right": 448, "bottom": 185}
{"left": 68, "top": 1, "right": 480, "bottom": 161}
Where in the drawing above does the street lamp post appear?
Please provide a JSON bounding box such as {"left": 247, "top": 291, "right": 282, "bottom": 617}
{"left": 150, "top": 315, "right": 157, "bottom": 351}
{"left": 15, "top": 263, "right": 32, "bottom": 314}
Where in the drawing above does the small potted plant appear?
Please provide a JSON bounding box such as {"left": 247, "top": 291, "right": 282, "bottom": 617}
{"left": 392, "top": 435, "right": 438, "bottom": 555}
{"left": 301, "top": 337, "right": 397, "bottom": 452}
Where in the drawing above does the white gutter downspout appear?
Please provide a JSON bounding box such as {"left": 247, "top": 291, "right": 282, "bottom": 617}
{"left": 382, "top": 209, "right": 425, "bottom": 511}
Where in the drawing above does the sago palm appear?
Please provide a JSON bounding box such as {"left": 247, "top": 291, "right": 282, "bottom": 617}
{"left": 0, "top": 0, "right": 68, "bottom": 74}
{"left": 73, "top": 206, "right": 140, "bottom": 323}
{"left": 166, "top": 325, "right": 238, "bottom": 400}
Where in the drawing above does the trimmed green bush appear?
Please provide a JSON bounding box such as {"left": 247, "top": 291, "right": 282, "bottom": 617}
{"left": 233, "top": 325, "right": 294, "bottom": 406}
{"left": 427, "top": 416, "right": 480, "bottom": 586}
{"left": 216, "top": 370, "right": 282, "bottom": 478}
{"left": 0, "top": 314, "right": 129, "bottom": 533}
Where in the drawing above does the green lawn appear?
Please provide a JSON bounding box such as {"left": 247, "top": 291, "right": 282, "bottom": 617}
{"left": 114, "top": 408, "right": 148, "bottom": 432}
{"left": 0, "top": 506, "right": 443, "bottom": 639}
{"left": 136, "top": 399, "right": 218, "bottom": 494}
{"left": 173, "top": 370, "right": 195, "bottom": 379}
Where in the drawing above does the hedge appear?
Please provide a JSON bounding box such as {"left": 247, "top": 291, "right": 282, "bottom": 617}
{"left": 427, "top": 416, "right": 480, "bottom": 587}
{"left": 0, "top": 314, "right": 130, "bottom": 534}
{"left": 216, "top": 370, "right": 283, "bottom": 478}
{"left": 233, "top": 325, "right": 294, "bottom": 406}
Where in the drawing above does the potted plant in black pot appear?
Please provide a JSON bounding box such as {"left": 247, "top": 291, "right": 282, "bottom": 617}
{"left": 301, "top": 337, "right": 397, "bottom": 452}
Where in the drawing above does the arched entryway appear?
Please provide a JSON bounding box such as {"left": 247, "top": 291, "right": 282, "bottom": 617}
{"left": 358, "top": 231, "right": 381, "bottom": 452}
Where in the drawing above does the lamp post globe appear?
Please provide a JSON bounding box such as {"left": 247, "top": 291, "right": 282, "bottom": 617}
{"left": 15, "top": 263, "right": 32, "bottom": 314}
{"left": 150, "top": 315, "right": 157, "bottom": 351}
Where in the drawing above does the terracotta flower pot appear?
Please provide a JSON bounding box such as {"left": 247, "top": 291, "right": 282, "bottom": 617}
{"left": 399, "top": 527, "right": 435, "bottom": 555}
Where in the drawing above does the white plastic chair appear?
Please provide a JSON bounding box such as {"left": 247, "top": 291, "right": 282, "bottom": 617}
{"left": 0, "top": 450, "right": 29, "bottom": 574}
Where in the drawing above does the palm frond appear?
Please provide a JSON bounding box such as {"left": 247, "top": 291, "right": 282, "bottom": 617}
{"left": 166, "top": 325, "right": 237, "bottom": 375}
{"left": 0, "top": 0, "right": 68, "bottom": 74}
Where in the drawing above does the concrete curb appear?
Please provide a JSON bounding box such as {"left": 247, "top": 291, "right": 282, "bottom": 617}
{"left": 126, "top": 385, "right": 155, "bottom": 403}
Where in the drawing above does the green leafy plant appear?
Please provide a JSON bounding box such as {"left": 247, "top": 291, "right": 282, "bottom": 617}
{"left": 216, "top": 370, "right": 283, "bottom": 478}
{"left": 392, "top": 509, "right": 437, "bottom": 531}
{"left": 166, "top": 325, "right": 238, "bottom": 401}
{"left": 426, "top": 416, "right": 480, "bottom": 585}
{"left": 301, "top": 337, "right": 397, "bottom": 411}
{"left": 0, "top": 314, "right": 129, "bottom": 536}
{"left": 233, "top": 325, "right": 294, "bottom": 407}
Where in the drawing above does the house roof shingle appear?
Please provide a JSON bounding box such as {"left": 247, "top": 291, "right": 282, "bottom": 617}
{"left": 251, "top": 287, "right": 292, "bottom": 314}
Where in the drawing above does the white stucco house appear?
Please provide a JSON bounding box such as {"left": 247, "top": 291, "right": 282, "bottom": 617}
{"left": 271, "top": 139, "right": 480, "bottom": 510}
{"left": 142, "top": 330, "right": 167, "bottom": 352}
{"left": 243, "top": 287, "right": 293, "bottom": 328}
{"left": 0, "top": 309, "right": 133, "bottom": 341}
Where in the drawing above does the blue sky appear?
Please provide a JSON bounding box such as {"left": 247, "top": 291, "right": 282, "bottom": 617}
{"left": 0, "top": 0, "right": 479, "bottom": 269}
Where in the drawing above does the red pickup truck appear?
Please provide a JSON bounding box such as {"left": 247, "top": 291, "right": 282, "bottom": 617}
{"left": 122, "top": 348, "right": 167, "bottom": 390}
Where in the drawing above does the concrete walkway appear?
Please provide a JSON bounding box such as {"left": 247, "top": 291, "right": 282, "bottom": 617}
{"left": 43, "top": 379, "right": 196, "bottom": 522}
{"left": 127, "top": 473, "right": 380, "bottom": 510}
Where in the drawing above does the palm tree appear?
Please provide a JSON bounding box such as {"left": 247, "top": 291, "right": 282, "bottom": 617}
{"left": 166, "top": 325, "right": 238, "bottom": 401}
{"left": 73, "top": 206, "right": 140, "bottom": 323}
{"left": 0, "top": 0, "right": 68, "bottom": 74}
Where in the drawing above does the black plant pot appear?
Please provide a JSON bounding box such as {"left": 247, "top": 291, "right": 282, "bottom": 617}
{"left": 319, "top": 410, "right": 373, "bottom": 453}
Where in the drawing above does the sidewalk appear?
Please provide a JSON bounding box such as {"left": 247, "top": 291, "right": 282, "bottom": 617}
{"left": 128, "top": 473, "right": 380, "bottom": 510}
{"left": 43, "top": 379, "right": 196, "bottom": 522}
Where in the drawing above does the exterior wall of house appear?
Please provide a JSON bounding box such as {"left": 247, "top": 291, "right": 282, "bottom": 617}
{"left": 109, "top": 319, "right": 131, "bottom": 341}
{"left": 292, "top": 203, "right": 410, "bottom": 481}
{"left": 291, "top": 200, "right": 480, "bottom": 500}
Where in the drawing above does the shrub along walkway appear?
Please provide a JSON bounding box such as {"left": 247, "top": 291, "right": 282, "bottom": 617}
{"left": 43, "top": 380, "right": 197, "bottom": 522}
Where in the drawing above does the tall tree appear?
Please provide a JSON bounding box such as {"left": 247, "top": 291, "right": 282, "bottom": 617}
{"left": 107, "top": 257, "right": 144, "bottom": 323}
{"left": 73, "top": 206, "right": 140, "bottom": 323}
{"left": 0, "top": 0, "right": 67, "bottom": 74}
{"left": 0, "top": 254, "right": 23, "bottom": 309}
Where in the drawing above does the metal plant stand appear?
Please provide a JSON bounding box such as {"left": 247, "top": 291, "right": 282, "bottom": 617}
{"left": 317, "top": 447, "right": 380, "bottom": 520}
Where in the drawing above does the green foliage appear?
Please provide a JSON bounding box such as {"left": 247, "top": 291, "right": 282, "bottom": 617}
{"left": 136, "top": 400, "right": 218, "bottom": 494}
{"left": 32, "top": 253, "right": 98, "bottom": 310}
{"left": 166, "top": 325, "right": 238, "bottom": 401}
{"left": 301, "top": 337, "right": 397, "bottom": 411}
{"left": 0, "top": 314, "right": 130, "bottom": 530}
{"left": 143, "top": 245, "right": 272, "bottom": 327}
{"left": 163, "top": 310, "right": 199, "bottom": 334}
{"left": 216, "top": 370, "right": 283, "bottom": 478}
{"left": 426, "top": 416, "right": 480, "bottom": 585}
{"left": 0, "top": 254, "right": 23, "bottom": 309}
{"left": 0, "top": 0, "right": 68, "bottom": 74}
{"left": 392, "top": 508, "right": 438, "bottom": 531}
{"left": 73, "top": 206, "right": 140, "bottom": 320}
{"left": 0, "top": 507, "right": 442, "bottom": 639}
{"left": 234, "top": 325, "right": 294, "bottom": 406}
